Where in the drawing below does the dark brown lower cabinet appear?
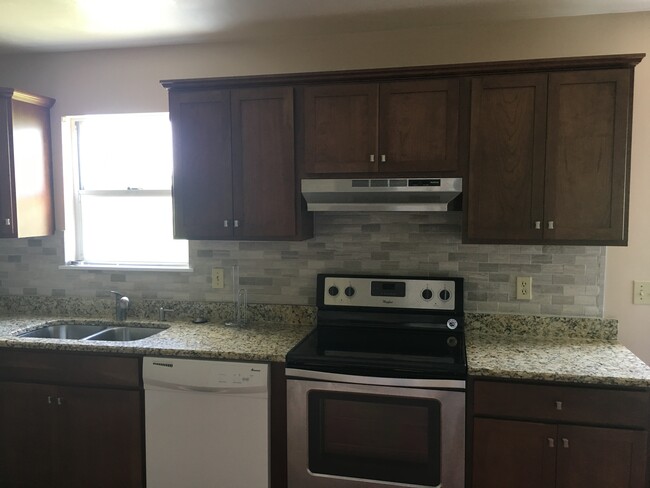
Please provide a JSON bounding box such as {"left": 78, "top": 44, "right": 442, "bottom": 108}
{"left": 471, "top": 380, "right": 650, "bottom": 488}
{"left": 473, "top": 418, "right": 647, "bottom": 488}
{"left": 0, "top": 351, "right": 144, "bottom": 488}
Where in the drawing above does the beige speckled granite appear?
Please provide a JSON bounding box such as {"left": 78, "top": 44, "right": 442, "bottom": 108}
{"left": 2, "top": 304, "right": 649, "bottom": 388}
{"left": 465, "top": 313, "right": 617, "bottom": 340}
{"left": 0, "top": 317, "right": 313, "bottom": 363}
{"left": 0, "top": 296, "right": 316, "bottom": 326}
{"left": 466, "top": 313, "right": 650, "bottom": 387}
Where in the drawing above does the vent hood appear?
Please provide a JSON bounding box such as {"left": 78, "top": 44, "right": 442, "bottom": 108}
{"left": 301, "top": 178, "right": 462, "bottom": 212}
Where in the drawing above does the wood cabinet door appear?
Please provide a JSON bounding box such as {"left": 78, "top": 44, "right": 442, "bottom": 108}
{"left": 466, "top": 74, "right": 547, "bottom": 242}
{"left": 170, "top": 89, "right": 233, "bottom": 239}
{"left": 56, "top": 386, "right": 144, "bottom": 488}
{"left": 0, "top": 382, "right": 56, "bottom": 487}
{"left": 379, "top": 79, "right": 460, "bottom": 173}
{"left": 232, "top": 87, "right": 296, "bottom": 239}
{"left": 472, "top": 418, "right": 557, "bottom": 488}
{"left": 544, "top": 69, "right": 631, "bottom": 244}
{"left": 0, "top": 98, "right": 16, "bottom": 238}
{"left": 555, "top": 425, "right": 647, "bottom": 488}
{"left": 303, "top": 83, "right": 378, "bottom": 174}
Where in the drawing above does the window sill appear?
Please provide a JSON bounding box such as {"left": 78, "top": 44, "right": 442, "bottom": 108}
{"left": 59, "top": 263, "right": 193, "bottom": 272}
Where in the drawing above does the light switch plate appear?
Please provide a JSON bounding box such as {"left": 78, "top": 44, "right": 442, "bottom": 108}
{"left": 633, "top": 281, "right": 650, "bottom": 305}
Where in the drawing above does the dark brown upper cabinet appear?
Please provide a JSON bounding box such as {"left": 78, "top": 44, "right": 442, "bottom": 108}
{"left": 0, "top": 88, "right": 55, "bottom": 238}
{"left": 466, "top": 67, "right": 636, "bottom": 245}
{"left": 168, "top": 85, "right": 311, "bottom": 241}
{"left": 302, "top": 79, "right": 461, "bottom": 176}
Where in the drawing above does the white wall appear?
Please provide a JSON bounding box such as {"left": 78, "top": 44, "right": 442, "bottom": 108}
{"left": 0, "top": 12, "right": 648, "bottom": 360}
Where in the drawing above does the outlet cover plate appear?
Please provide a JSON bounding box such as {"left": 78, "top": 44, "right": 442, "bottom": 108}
{"left": 212, "top": 268, "right": 224, "bottom": 289}
{"left": 517, "top": 276, "right": 532, "bottom": 301}
{"left": 633, "top": 281, "right": 650, "bottom": 305}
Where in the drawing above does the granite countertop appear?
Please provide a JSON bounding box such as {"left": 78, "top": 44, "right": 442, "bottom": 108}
{"left": 1, "top": 313, "right": 650, "bottom": 388}
{"left": 466, "top": 334, "right": 650, "bottom": 388}
{"left": 0, "top": 317, "right": 314, "bottom": 363}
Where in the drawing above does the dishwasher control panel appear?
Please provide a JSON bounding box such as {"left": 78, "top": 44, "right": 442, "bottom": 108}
{"left": 143, "top": 357, "right": 268, "bottom": 392}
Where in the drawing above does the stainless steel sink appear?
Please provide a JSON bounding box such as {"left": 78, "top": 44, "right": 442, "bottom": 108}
{"left": 17, "top": 323, "right": 167, "bottom": 341}
{"left": 18, "top": 324, "right": 108, "bottom": 339}
{"left": 86, "top": 326, "right": 164, "bottom": 342}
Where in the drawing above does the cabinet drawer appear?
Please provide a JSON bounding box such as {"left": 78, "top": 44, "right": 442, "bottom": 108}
{"left": 474, "top": 380, "right": 650, "bottom": 428}
{"left": 0, "top": 349, "right": 140, "bottom": 388}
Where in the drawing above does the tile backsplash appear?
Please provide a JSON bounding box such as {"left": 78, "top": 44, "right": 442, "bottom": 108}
{"left": 0, "top": 212, "right": 605, "bottom": 316}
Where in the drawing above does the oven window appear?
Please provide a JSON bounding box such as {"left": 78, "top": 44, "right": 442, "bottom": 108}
{"left": 308, "top": 391, "right": 441, "bottom": 486}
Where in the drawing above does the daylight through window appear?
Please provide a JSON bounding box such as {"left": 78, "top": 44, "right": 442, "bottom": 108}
{"left": 64, "top": 113, "right": 188, "bottom": 268}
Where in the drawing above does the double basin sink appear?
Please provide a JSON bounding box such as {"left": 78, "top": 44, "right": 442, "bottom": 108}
{"left": 17, "top": 322, "right": 167, "bottom": 342}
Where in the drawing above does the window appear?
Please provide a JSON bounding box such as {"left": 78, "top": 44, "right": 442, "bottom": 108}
{"left": 62, "top": 113, "right": 189, "bottom": 269}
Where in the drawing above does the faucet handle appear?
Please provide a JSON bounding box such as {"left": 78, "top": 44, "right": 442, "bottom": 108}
{"left": 159, "top": 307, "right": 174, "bottom": 321}
{"left": 110, "top": 290, "right": 124, "bottom": 298}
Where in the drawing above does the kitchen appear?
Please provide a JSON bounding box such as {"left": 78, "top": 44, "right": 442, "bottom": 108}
{"left": 0, "top": 2, "right": 649, "bottom": 488}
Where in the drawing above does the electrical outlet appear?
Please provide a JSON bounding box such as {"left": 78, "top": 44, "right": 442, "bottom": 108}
{"left": 212, "top": 268, "right": 224, "bottom": 289}
{"left": 517, "top": 276, "right": 532, "bottom": 300}
{"left": 633, "top": 281, "right": 650, "bottom": 305}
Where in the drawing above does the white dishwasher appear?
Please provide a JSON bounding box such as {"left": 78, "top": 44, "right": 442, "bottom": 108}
{"left": 143, "top": 357, "right": 269, "bottom": 488}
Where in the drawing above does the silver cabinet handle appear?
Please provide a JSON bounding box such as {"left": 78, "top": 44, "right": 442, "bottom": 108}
{"left": 562, "top": 438, "right": 569, "bottom": 448}
{"left": 223, "top": 220, "right": 229, "bottom": 228}
{"left": 555, "top": 401, "right": 563, "bottom": 411}
{"left": 548, "top": 437, "right": 555, "bottom": 448}
{"left": 57, "top": 397, "right": 63, "bottom": 406}
{"left": 47, "top": 395, "right": 53, "bottom": 404}
{"left": 548, "top": 221, "right": 555, "bottom": 230}
{"left": 3, "top": 218, "right": 9, "bottom": 226}
{"left": 535, "top": 221, "right": 541, "bottom": 230}
{"left": 369, "top": 154, "right": 375, "bottom": 162}
{"left": 380, "top": 154, "right": 387, "bottom": 163}
{"left": 234, "top": 220, "right": 240, "bottom": 228}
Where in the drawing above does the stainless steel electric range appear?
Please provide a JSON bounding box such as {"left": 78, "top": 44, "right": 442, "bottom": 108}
{"left": 286, "top": 274, "right": 467, "bottom": 488}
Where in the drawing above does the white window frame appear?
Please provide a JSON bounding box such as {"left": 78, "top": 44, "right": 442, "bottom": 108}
{"left": 60, "top": 113, "right": 191, "bottom": 272}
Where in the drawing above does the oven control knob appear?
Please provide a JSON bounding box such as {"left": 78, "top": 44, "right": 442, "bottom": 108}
{"left": 344, "top": 286, "right": 355, "bottom": 297}
{"left": 421, "top": 289, "right": 433, "bottom": 300}
{"left": 439, "top": 289, "right": 451, "bottom": 301}
{"left": 446, "top": 318, "right": 459, "bottom": 330}
{"left": 328, "top": 286, "right": 339, "bottom": 297}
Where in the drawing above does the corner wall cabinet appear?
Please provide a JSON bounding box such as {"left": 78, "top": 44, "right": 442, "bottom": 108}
{"left": 466, "top": 65, "right": 639, "bottom": 245}
{"left": 165, "top": 84, "right": 311, "bottom": 241}
{"left": 470, "top": 379, "right": 650, "bottom": 488}
{"left": 0, "top": 350, "right": 144, "bottom": 488}
{"left": 0, "top": 88, "right": 55, "bottom": 238}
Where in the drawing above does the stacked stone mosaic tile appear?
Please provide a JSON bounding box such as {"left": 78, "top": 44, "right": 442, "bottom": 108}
{"left": 0, "top": 212, "right": 606, "bottom": 316}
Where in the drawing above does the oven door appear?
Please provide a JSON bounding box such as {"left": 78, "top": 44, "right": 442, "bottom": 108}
{"left": 287, "top": 369, "right": 465, "bottom": 488}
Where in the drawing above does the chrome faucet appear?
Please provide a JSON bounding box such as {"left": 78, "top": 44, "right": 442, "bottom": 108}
{"left": 110, "top": 291, "right": 130, "bottom": 321}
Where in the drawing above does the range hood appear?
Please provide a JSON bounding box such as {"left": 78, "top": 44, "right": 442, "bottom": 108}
{"left": 301, "top": 178, "right": 462, "bottom": 212}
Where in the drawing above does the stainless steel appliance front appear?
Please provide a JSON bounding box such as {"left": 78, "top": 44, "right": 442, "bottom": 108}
{"left": 287, "top": 369, "right": 465, "bottom": 488}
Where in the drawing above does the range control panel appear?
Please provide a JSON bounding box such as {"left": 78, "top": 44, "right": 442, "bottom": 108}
{"left": 321, "top": 275, "right": 459, "bottom": 311}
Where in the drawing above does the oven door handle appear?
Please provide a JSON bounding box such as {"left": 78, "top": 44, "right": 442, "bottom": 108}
{"left": 285, "top": 368, "right": 465, "bottom": 390}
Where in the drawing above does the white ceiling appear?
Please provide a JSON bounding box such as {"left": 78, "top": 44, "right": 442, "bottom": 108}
{"left": 1, "top": 0, "right": 650, "bottom": 53}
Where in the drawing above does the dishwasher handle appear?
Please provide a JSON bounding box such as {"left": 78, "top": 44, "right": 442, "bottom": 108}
{"left": 144, "top": 378, "right": 268, "bottom": 395}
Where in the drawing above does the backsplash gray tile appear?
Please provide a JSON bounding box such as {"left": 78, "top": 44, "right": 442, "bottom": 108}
{"left": 0, "top": 212, "right": 606, "bottom": 316}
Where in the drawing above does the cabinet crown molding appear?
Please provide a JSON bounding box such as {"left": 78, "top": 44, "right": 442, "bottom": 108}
{"left": 161, "top": 53, "right": 645, "bottom": 90}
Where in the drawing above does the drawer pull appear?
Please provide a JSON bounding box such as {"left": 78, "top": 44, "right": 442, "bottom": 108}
{"left": 47, "top": 395, "right": 53, "bottom": 404}
{"left": 547, "top": 437, "right": 555, "bottom": 448}
{"left": 57, "top": 397, "right": 63, "bottom": 406}
{"left": 555, "top": 401, "right": 563, "bottom": 411}
{"left": 562, "top": 438, "right": 569, "bottom": 449}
